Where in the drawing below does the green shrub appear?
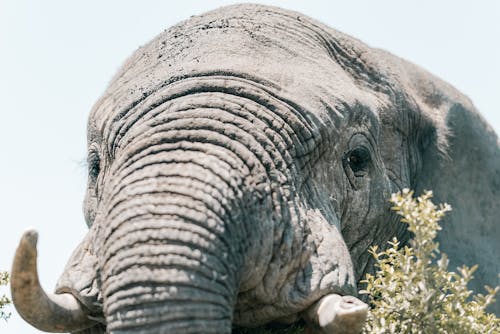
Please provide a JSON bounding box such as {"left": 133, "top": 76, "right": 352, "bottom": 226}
{"left": 361, "top": 189, "right": 499, "bottom": 334}
{"left": 0, "top": 271, "right": 10, "bottom": 321}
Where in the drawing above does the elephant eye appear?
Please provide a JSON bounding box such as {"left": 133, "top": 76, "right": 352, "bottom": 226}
{"left": 345, "top": 147, "right": 371, "bottom": 177}
{"left": 88, "top": 151, "right": 101, "bottom": 180}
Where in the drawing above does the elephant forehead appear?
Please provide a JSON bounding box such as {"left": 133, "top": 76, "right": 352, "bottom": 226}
{"left": 89, "top": 4, "right": 388, "bottom": 134}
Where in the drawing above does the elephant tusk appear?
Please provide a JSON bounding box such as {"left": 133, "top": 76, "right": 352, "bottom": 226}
{"left": 11, "top": 229, "right": 97, "bottom": 333}
{"left": 305, "top": 294, "right": 368, "bottom": 334}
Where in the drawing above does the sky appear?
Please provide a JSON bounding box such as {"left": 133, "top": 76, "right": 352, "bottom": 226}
{"left": 0, "top": 1, "right": 498, "bottom": 333}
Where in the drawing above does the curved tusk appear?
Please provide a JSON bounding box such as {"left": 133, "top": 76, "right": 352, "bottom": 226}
{"left": 11, "top": 229, "right": 97, "bottom": 332}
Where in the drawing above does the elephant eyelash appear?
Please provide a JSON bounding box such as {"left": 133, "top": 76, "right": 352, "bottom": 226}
{"left": 76, "top": 157, "right": 89, "bottom": 172}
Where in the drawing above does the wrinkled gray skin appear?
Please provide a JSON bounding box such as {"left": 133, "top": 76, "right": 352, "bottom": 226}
{"left": 11, "top": 4, "right": 500, "bottom": 334}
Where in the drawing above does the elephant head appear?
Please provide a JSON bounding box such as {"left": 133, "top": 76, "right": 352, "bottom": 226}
{"left": 11, "top": 4, "right": 500, "bottom": 333}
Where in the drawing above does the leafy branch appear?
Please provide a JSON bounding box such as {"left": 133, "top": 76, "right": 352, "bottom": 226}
{"left": 361, "top": 189, "right": 499, "bottom": 334}
{"left": 0, "top": 271, "right": 11, "bottom": 321}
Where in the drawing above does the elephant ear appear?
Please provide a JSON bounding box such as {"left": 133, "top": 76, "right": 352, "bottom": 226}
{"left": 403, "top": 62, "right": 500, "bottom": 314}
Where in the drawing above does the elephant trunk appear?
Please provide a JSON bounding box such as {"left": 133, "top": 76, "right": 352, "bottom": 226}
{"left": 11, "top": 230, "right": 97, "bottom": 332}
{"left": 92, "top": 83, "right": 310, "bottom": 331}
{"left": 99, "top": 136, "right": 259, "bottom": 333}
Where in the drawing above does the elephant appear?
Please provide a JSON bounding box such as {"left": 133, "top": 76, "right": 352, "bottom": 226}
{"left": 10, "top": 3, "right": 500, "bottom": 333}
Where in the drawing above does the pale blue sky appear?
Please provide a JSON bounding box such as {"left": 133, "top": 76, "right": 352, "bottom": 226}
{"left": 0, "top": 1, "right": 498, "bottom": 333}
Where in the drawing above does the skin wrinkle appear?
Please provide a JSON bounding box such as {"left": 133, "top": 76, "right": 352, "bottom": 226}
{"left": 100, "top": 187, "right": 228, "bottom": 242}
{"left": 107, "top": 307, "right": 232, "bottom": 332}
{"left": 101, "top": 189, "right": 236, "bottom": 262}
{"left": 109, "top": 317, "right": 232, "bottom": 333}
{"left": 201, "top": 80, "right": 314, "bottom": 142}
{"left": 145, "top": 107, "right": 294, "bottom": 170}
{"left": 102, "top": 188, "right": 239, "bottom": 239}
{"left": 109, "top": 301, "right": 232, "bottom": 322}
{"left": 106, "top": 285, "right": 230, "bottom": 312}
{"left": 101, "top": 267, "right": 234, "bottom": 296}
{"left": 112, "top": 128, "right": 262, "bottom": 182}
{"left": 101, "top": 177, "right": 227, "bottom": 232}
{"left": 103, "top": 230, "right": 233, "bottom": 296}
{"left": 104, "top": 266, "right": 231, "bottom": 306}
{"left": 378, "top": 94, "right": 434, "bottom": 189}
{"left": 297, "top": 146, "right": 328, "bottom": 188}
{"left": 106, "top": 239, "right": 225, "bottom": 286}
{"left": 133, "top": 118, "right": 290, "bottom": 197}
{"left": 158, "top": 103, "right": 292, "bottom": 165}
{"left": 114, "top": 140, "right": 248, "bottom": 177}
{"left": 102, "top": 172, "right": 241, "bottom": 238}
{"left": 103, "top": 75, "right": 312, "bottom": 156}
{"left": 107, "top": 145, "right": 247, "bottom": 205}
{"left": 107, "top": 173, "right": 232, "bottom": 228}
{"left": 102, "top": 152, "right": 247, "bottom": 227}
{"left": 385, "top": 168, "right": 405, "bottom": 193}
{"left": 101, "top": 192, "right": 236, "bottom": 262}
{"left": 103, "top": 222, "right": 226, "bottom": 264}
{"left": 273, "top": 208, "right": 309, "bottom": 298}
{"left": 108, "top": 304, "right": 232, "bottom": 328}
{"left": 287, "top": 222, "right": 319, "bottom": 299}
{"left": 113, "top": 306, "right": 232, "bottom": 322}
{"left": 144, "top": 118, "right": 282, "bottom": 174}
{"left": 105, "top": 276, "right": 230, "bottom": 315}
{"left": 346, "top": 199, "right": 372, "bottom": 256}
{"left": 340, "top": 197, "right": 368, "bottom": 274}
{"left": 107, "top": 240, "right": 227, "bottom": 274}
{"left": 102, "top": 270, "right": 237, "bottom": 315}
{"left": 106, "top": 141, "right": 276, "bottom": 214}
{"left": 236, "top": 208, "right": 351, "bottom": 322}
{"left": 109, "top": 86, "right": 310, "bottom": 162}
{"left": 107, "top": 154, "right": 241, "bottom": 210}
{"left": 239, "top": 197, "right": 298, "bottom": 308}
{"left": 105, "top": 245, "right": 231, "bottom": 289}
{"left": 103, "top": 214, "right": 230, "bottom": 269}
